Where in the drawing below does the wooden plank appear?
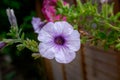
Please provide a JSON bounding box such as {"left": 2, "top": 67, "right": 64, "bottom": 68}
{"left": 50, "top": 51, "right": 85, "bottom": 80}
{"left": 64, "top": 52, "right": 84, "bottom": 80}
{"left": 62, "top": 64, "right": 67, "bottom": 80}
{"left": 84, "top": 46, "right": 120, "bottom": 80}
{"left": 85, "top": 57, "right": 119, "bottom": 77}
{"left": 85, "top": 62, "right": 119, "bottom": 78}
{"left": 44, "top": 59, "right": 54, "bottom": 80}
{"left": 80, "top": 44, "right": 87, "bottom": 80}
{"left": 84, "top": 46, "right": 119, "bottom": 66}
{"left": 86, "top": 67, "right": 119, "bottom": 80}
{"left": 50, "top": 59, "right": 64, "bottom": 80}
{"left": 116, "top": 53, "right": 120, "bottom": 80}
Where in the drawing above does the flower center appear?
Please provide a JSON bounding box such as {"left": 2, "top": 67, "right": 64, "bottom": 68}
{"left": 54, "top": 36, "right": 65, "bottom": 45}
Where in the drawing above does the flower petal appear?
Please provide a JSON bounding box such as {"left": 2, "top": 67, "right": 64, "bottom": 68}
{"left": 55, "top": 47, "right": 76, "bottom": 63}
{"left": 54, "top": 21, "right": 73, "bottom": 36}
{"left": 41, "top": 22, "right": 57, "bottom": 36}
{"left": 38, "top": 29, "right": 53, "bottom": 43}
{"left": 66, "top": 30, "right": 80, "bottom": 40}
{"left": 66, "top": 40, "right": 80, "bottom": 52}
{"left": 39, "top": 43, "right": 55, "bottom": 59}
{"left": 31, "top": 17, "right": 40, "bottom": 29}
{"left": 65, "top": 30, "right": 81, "bottom": 51}
{"left": 31, "top": 17, "right": 45, "bottom": 33}
{"left": 38, "top": 22, "right": 56, "bottom": 42}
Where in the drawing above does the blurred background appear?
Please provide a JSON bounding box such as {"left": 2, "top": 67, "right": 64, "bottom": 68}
{"left": 0, "top": 0, "right": 47, "bottom": 80}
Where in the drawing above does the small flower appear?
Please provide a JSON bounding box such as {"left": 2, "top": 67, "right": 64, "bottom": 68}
{"left": 38, "top": 21, "right": 80, "bottom": 63}
{"left": 0, "top": 42, "right": 6, "bottom": 49}
{"left": 42, "top": 0, "right": 67, "bottom": 22}
{"left": 6, "top": 8, "right": 17, "bottom": 27}
{"left": 31, "top": 17, "right": 46, "bottom": 33}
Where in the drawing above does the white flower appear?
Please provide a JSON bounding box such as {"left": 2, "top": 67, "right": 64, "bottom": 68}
{"left": 38, "top": 21, "right": 81, "bottom": 63}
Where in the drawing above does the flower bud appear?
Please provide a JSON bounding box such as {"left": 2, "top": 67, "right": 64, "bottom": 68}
{"left": 6, "top": 8, "right": 17, "bottom": 27}
{"left": 32, "top": 53, "right": 41, "bottom": 59}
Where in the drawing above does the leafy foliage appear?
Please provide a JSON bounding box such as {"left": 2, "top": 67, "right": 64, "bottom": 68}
{"left": 56, "top": 0, "right": 120, "bottom": 50}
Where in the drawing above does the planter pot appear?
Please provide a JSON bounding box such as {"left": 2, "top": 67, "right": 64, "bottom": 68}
{"left": 84, "top": 45, "right": 120, "bottom": 80}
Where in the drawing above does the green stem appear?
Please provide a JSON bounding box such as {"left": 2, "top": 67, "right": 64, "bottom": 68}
{"left": 104, "top": 22, "right": 120, "bottom": 32}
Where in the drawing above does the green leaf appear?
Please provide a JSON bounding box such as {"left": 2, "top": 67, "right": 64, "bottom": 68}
{"left": 115, "top": 43, "right": 120, "bottom": 50}
{"left": 97, "top": 31, "right": 107, "bottom": 39}
{"left": 73, "top": 24, "right": 78, "bottom": 30}
{"left": 113, "top": 12, "right": 120, "bottom": 20}
{"left": 21, "top": 32, "right": 25, "bottom": 40}
{"left": 23, "top": 39, "right": 39, "bottom": 52}
{"left": 81, "top": 36, "right": 88, "bottom": 44}
{"left": 17, "top": 44, "right": 25, "bottom": 51}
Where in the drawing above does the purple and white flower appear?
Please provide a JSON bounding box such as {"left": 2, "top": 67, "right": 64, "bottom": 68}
{"left": 31, "top": 17, "right": 46, "bottom": 33}
{"left": 38, "top": 21, "right": 80, "bottom": 63}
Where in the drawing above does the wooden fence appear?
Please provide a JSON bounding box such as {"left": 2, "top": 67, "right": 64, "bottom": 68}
{"left": 43, "top": 45, "right": 120, "bottom": 80}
